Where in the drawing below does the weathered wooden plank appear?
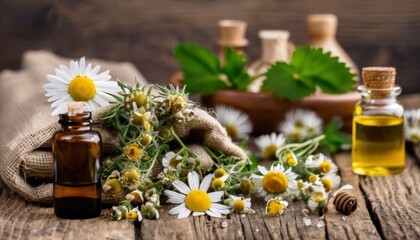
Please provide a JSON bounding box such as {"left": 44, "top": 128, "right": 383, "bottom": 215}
{"left": 325, "top": 153, "right": 381, "bottom": 240}
{"left": 0, "top": 194, "right": 135, "bottom": 240}
{"left": 140, "top": 198, "right": 325, "bottom": 240}
{"left": 359, "top": 153, "right": 420, "bottom": 240}
{"left": 1, "top": 0, "right": 420, "bottom": 93}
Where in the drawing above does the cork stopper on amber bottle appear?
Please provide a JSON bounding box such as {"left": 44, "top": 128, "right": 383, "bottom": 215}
{"left": 362, "top": 67, "right": 396, "bottom": 89}
{"left": 67, "top": 102, "right": 84, "bottom": 116}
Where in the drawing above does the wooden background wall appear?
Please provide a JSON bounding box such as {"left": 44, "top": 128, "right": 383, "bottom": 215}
{"left": 1, "top": 0, "right": 420, "bottom": 94}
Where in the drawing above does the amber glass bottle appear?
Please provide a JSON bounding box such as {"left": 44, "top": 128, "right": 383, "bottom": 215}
{"left": 352, "top": 67, "right": 405, "bottom": 176}
{"left": 52, "top": 102, "right": 102, "bottom": 219}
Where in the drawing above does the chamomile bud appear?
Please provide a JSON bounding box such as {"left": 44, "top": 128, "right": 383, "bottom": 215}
{"left": 214, "top": 168, "right": 226, "bottom": 178}
{"left": 103, "top": 179, "right": 123, "bottom": 195}
{"left": 133, "top": 91, "right": 148, "bottom": 107}
{"left": 239, "top": 179, "right": 254, "bottom": 195}
{"left": 126, "top": 190, "right": 144, "bottom": 204}
{"left": 266, "top": 197, "right": 288, "bottom": 216}
{"left": 286, "top": 152, "right": 298, "bottom": 167}
{"left": 140, "top": 134, "right": 152, "bottom": 146}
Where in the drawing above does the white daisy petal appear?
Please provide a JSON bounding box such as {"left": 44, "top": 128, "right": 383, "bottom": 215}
{"left": 177, "top": 208, "right": 192, "bottom": 219}
{"left": 51, "top": 95, "right": 73, "bottom": 108}
{"left": 164, "top": 190, "right": 186, "bottom": 204}
{"left": 208, "top": 191, "right": 224, "bottom": 202}
{"left": 199, "top": 174, "right": 213, "bottom": 191}
{"left": 172, "top": 180, "right": 191, "bottom": 195}
{"left": 258, "top": 165, "right": 268, "bottom": 175}
{"left": 188, "top": 171, "right": 199, "bottom": 190}
{"left": 90, "top": 65, "right": 101, "bottom": 76}
{"left": 91, "top": 70, "right": 111, "bottom": 81}
{"left": 52, "top": 102, "right": 69, "bottom": 115}
{"left": 211, "top": 203, "right": 230, "bottom": 211}
{"left": 192, "top": 211, "right": 205, "bottom": 216}
{"left": 168, "top": 203, "right": 188, "bottom": 215}
{"left": 207, "top": 207, "right": 222, "bottom": 218}
{"left": 85, "top": 63, "right": 92, "bottom": 76}
{"left": 79, "top": 57, "right": 86, "bottom": 75}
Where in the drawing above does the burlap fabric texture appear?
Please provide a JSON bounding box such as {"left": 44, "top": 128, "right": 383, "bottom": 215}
{"left": 0, "top": 50, "right": 247, "bottom": 204}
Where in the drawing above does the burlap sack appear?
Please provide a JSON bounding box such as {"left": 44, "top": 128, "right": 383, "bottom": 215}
{"left": 0, "top": 51, "right": 247, "bottom": 204}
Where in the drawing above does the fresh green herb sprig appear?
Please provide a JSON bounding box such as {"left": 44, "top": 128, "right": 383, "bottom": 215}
{"left": 174, "top": 43, "right": 356, "bottom": 101}
{"left": 261, "top": 46, "right": 356, "bottom": 101}
{"left": 174, "top": 43, "right": 252, "bottom": 94}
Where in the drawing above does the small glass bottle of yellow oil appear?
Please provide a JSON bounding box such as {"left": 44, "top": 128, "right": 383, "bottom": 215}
{"left": 352, "top": 67, "right": 405, "bottom": 176}
{"left": 52, "top": 102, "right": 102, "bottom": 219}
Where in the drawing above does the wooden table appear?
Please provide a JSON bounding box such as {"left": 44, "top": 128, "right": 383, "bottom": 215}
{"left": 1, "top": 95, "right": 420, "bottom": 239}
{"left": 1, "top": 151, "right": 419, "bottom": 240}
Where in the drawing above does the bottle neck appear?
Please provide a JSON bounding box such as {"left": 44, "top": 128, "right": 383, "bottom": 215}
{"left": 358, "top": 85, "right": 401, "bottom": 103}
{"left": 59, "top": 112, "right": 93, "bottom": 132}
{"left": 261, "top": 38, "right": 289, "bottom": 63}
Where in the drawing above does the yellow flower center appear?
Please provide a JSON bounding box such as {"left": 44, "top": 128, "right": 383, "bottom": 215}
{"left": 263, "top": 144, "right": 278, "bottom": 159}
{"left": 291, "top": 129, "right": 301, "bottom": 141}
{"left": 309, "top": 175, "right": 318, "bottom": 183}
{"left": 140, "top": 134, "right": 152, "bottom": 146}
{"left": 319, "top": 161, "right": 332, "bottom": 173}
{"left": 68, "top": 76, "right": 96, "bottom": 101}
{"left": 321, "top": 179, "right": 333, "bottom": 192}
{"left": 124, "top": 169, "right": 141, "bottom": 182}
{"left": 169, "top": 157, "right": 182, "bottom": 168}
{"left": 185, "top": 190, "right": 211, "bottom": 212}
{"left": 212, "top": 178, "right": 225, "bottom": 191}
{"left": 266, "top": 199, "right": 284, "bottom": 216}
{"left": 214, "top": 168, "right": 226, "bottom": 178}
{"left": 240, "top": 179, "right": 254, "bottom": 195}
{"left": 124, "top": 144, "right": 142, "bottom": 161}
{"left": 295, "top": 121, "right": 303, "bottom": 128}
{"left": 233, "top": 199, "right": 245, "bottom": 212}
{"left": 262, "top": 171, "right": 288, "bottom": 194}
{"left": 103, "top": 179, "right": 123, "bottom": 195}
{"left": 287, "top": 158, "right": 297, "bottom": 167}
{"left": 224, "top": 124, "right": 238, "bottom": 140}
{"left": 307, "top": 127, "right": 316, "bottom": 134}
{"left": 133, "top": 91, "right": 148, "bottom": 107}
{"left": 132, "top": 112, "right": 147, "bottom": 126}
{"left": 311, "top": 190, "right": 326, "bottom": 203}
{"left": 297, "top": 181, "right": 306, "bottom": 190}
{"left": 126, "top": 211, "right": 138, "bottom": 221}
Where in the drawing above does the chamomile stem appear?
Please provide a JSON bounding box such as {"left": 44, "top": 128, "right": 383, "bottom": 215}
{"left": 171, "top": 128, "right": 188, "bottom": 150}
{"left": 277, "top": 135, "right": 325, "bottom": 157}
{"left": 145, "top": 145, "right": 165, "bottom": 177}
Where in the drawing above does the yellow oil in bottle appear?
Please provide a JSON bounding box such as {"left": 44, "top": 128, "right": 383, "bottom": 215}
{"left": 352, "top": 115, "right": 405, "bottom": 175}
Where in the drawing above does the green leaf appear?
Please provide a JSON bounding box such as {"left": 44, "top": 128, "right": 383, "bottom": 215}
{"left": 222, "top": 47, "right": 253, "bottom": 91}
{"left": 321, "top": 117, "right": 352, "bottom": 153}
{"left": 261, "top": 45, "right": 355, "bottom": 101}
{"left": 261, "top": 62, "right": 316, "bottom": 101}
{"left": 174, "top": 43, "right": 227, "bottom": 94}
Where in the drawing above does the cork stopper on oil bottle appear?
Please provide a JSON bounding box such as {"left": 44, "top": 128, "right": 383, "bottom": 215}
{"left": 67, "top": 102, "right": 84, "bottom": 116}
{"left": 217, "top": 19, "right": 249, "bottom": 62}
{"left": 362, "top": 67, "right": 396, "bottom": 98}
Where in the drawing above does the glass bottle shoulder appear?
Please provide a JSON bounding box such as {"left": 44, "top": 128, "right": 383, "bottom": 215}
{"left": 53, "top": 129, "right": 101, "bottom": 144}
{"left": 354, "top": 100, "right": 404, "bottom": 118}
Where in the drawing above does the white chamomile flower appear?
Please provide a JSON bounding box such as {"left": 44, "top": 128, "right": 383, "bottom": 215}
{"left": 215, "top": 105, "right": 253, "bottom": 140}
{"left": 44, "top": 57, "right": 120, "bottom": 115}
{"left": 162, "top": 151, "right": 183, "bottom": 172}
{"left": 252, "top": 164, "right": 298, "bottom": 201}
{"left": 405, "top": 109, "right": 420, "bottom": 128}
{"left": 306, "top": 154, "right": 338, "bottom": 174}
{"left": 126, "top": 207, "right": 143, "bottom": 222}
{"left": 229, "top": 195, "right": 252, "bottom": 213}
{"left": 266, "top": 197, "right": 288, "bottom": 216}
{"left": 320, "top": 172, "right": 341, "bottom": 192}
{"left": 279, "top": 108, "right": 323, "bottom": 142}
{"left": 405, "top": 126, "right": 420, "bottom": 143}
{"left": 307, "top": 185, "right": 328, "bottom": 212}
{"left": 164, "top": 171, "right": 230, "bottom": 219}
{"left": 255, "top": 132, "right": 286, "bottom": 160}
